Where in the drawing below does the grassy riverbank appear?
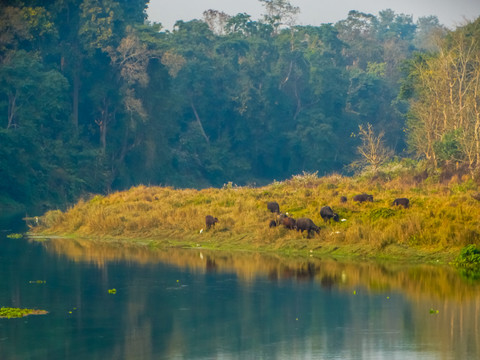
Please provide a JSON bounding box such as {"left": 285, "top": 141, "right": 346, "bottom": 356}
{"left": 32, "top": 170, "right": 480, "bottom": 263}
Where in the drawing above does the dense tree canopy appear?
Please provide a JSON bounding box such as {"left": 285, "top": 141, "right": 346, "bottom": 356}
{"left": 0, "top": 0, "right": 476, "bottom": 211}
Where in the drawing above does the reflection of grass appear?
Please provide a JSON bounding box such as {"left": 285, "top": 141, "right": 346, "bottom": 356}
{"left": 0, "top": 307, "right": 48, "bottom": 318}
{"left": 40, "top": 239, "right": 480, "bottom": 301}
{"left": 32, "top": 172, "right": 480, "bottom": 262}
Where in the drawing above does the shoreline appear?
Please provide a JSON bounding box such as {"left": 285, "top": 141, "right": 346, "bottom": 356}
{"left": 30, "top": 173, "right": 480, "bottom": 268}
{"left": 28, "top": 231, "right": 460, "bottom": 266}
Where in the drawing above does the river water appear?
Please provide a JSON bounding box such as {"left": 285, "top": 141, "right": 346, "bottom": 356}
{"left": 0, "top": 216, "right": 479, "bottom": 359}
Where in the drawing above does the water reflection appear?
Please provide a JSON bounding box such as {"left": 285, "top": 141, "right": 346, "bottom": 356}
{"left": 4, "top": 236, "right": 478, "bottom": 359}
{"left": 38, "top": 237, "right": 480, "bottom": 301}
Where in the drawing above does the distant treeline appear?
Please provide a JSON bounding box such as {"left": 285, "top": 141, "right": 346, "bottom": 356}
{"left": 0, "top": 0, "right": 478, "bottom": 210}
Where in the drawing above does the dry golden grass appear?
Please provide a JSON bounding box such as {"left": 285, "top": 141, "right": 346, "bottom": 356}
{"left": 34, "top": 172, "right": 480, "bottom": 261}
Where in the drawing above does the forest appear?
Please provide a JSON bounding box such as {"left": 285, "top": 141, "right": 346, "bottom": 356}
{"left": 1, "top": 0, "right": 479, "bottom": 212}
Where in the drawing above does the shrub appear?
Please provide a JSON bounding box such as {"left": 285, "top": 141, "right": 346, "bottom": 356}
{"left": 454, "top": 245, "right": 480, "bottom": 268}
{"left": 369, "top": 208, "right": 396, "bottom": 221}
{"left": 453, "top": 245, "right": 480, "bottom": 280}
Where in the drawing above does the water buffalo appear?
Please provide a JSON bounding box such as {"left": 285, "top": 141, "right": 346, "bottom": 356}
{"left": 295, "top": 217, "right": 320, "bottom": 238}
{"left": 340, "top": 196, "right": 347, "bottom": 203}
{"left": 392, "top": 198, "right": 409, "bottom": 208}
{"left": 353, "top": 193, "right": 373, "bottom": 202}
{"left": 205, "top": 215, "right": 218, "bottom": 230}
{"left": 269, "top": 220, "right": 277, "bottom": 228}
{"left": 320, "top": 206, "right": 339, "bottom": 222}
{"left": 267, "top": 201, "right": 280, "bottom": 213}
{"left": 276, "top": 212, "right": 287, "bottom": 224}
{"left": 281, "top": 216, "right": 296, "bottom": 230}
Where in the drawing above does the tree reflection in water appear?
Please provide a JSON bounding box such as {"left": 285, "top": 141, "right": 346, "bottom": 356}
{"left": 21, "top": 237, "right": 480, "bottom": 359}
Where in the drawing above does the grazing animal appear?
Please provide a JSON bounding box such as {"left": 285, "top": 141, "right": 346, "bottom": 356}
{"left": 276, "top": 212, "right": 288, "bottom": 225}
{"left": 353, "top": 193, "right": 373, "bottom": 203}
{"left": 320, "top": 206, "right": 340, "bottom": 222}
{"left": 392, "top": 198, "right": 409, "bottom": 208}
{"left": 340, "top": 196, "right": 347, "bottom": 203}
{"left": 295, "top": 217, "right": 320, "bottom": 238}
{"left": 281, "top": 216, "right": 296, "bottom": 230}
{"left": 269, "top": 220, "right": 277, "bottom": 228}
{"left": 267, "top": 201, "right": 280, "bottom": 213}
{"left": 205, "top": 215, "right": 218, "bottom": 230}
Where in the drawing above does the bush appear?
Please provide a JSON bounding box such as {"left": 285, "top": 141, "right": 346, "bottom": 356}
{"left": 454, "top": 245, "right": 480, "bottom": 280}
{"left": 455, "top": 245, "right": 480, "bottom": 267}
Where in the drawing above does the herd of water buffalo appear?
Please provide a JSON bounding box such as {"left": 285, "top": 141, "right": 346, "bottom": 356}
{"left": 205, "top": 194, "right": 409, "bottom": 238}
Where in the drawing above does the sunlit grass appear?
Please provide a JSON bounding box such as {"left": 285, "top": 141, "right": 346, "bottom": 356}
{"left": 33, "top": 171, "right": 480, "bottom": 261}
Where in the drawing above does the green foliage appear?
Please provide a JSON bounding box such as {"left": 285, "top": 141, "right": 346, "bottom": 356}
{"left": 454, "top": 245, "right": 480, "bottom": 268}
{"left": 6, "top": 233, "right": 22, "bottom": 239}
{"left": 433, "top": 130, "right": 462, "bottom": 163}
{"left": 0, "top": 0, "right": 464, "bottom": 212}
{"left": 454, "top": 245, "right": 480, "bottom": 280}
{"left": 451, "top": 179, "right": 477, "bottom": 193}
{"left": 369, "top": 208, "right": 396, "bottom": 220}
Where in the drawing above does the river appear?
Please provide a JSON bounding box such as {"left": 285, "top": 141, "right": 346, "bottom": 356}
{"left": 0, "top": 215, "right": 479, "bottom": 359}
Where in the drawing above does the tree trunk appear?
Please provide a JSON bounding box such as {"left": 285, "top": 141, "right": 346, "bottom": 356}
{"left": 190, "top": 101, "right": 209, "bottom": 144}
{"left": 95, "top": 98, "right": 113, "bottom": 154}
{"left": 72, "top": 70, "right": 80, "bottom": 133}
{"left": 7, "top": 91, "right": 17, "bottom": 129}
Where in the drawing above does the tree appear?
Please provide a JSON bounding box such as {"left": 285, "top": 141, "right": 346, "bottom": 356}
{"left": 414, "top": 16, "right": 447, "bottom": 52}
{"left": 203, "top": 9, "right": 231, "bottom": 36}
{"left": 404, "top": 18, "right": 480, "bottom": 175}
{"left": 354, "top": 123, "right": 392, "bottom": 172}
{"left": 259, "top": 0, "right": 299, "bottom": 33}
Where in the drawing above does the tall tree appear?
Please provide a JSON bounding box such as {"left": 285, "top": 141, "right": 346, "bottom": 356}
{"left": 404, "top": 18, "right": 480, "bottom": 174}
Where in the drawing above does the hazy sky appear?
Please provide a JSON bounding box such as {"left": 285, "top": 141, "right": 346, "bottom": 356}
{"left": 146, "top": 0, "right": 480, "bottom": 31}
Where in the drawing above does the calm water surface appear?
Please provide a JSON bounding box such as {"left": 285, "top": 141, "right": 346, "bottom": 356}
{"left": 0, "top": 217, "right": 479, "bottom": 359}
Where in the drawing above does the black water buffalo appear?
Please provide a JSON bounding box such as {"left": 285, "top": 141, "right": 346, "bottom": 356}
{"left": 320, "top": 206, "right": 339, "bottom": 222}
{"left": 353, "top": 193, "right": 373, "bottom": 202}
{"left": 295, "top": 217, "right": 320, "bottom": 238}
{"left": 392, "top": 197, "right": 409, "bottom": 208}
{"left": 340, "top": 196, "right": 347, "bottom": 203}
{"left": 205, "top": 215, "right": 218, "bottom": 229}
{"left": 267, "top": 201, "right": 280, "bottom": 213}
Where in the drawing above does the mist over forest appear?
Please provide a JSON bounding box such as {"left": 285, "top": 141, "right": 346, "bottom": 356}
{"left": 1, "top": 0, "right": 479, "bottom": 212}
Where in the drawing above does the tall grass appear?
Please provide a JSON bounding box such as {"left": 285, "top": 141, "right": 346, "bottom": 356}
{"left": 34, "top": 171, "right": 480, "bottom": 260}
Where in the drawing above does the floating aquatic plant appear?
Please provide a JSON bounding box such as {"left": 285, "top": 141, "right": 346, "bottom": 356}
{"left": 6, "top": 233, "right": 22, "bottom": 239}
{"left": 0, "top": 307, "right": 48, "bottom": 318}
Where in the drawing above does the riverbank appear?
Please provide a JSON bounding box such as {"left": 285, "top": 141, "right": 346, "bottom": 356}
{"left": 31, "top": 172, "right": 480, "bottom": 264}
